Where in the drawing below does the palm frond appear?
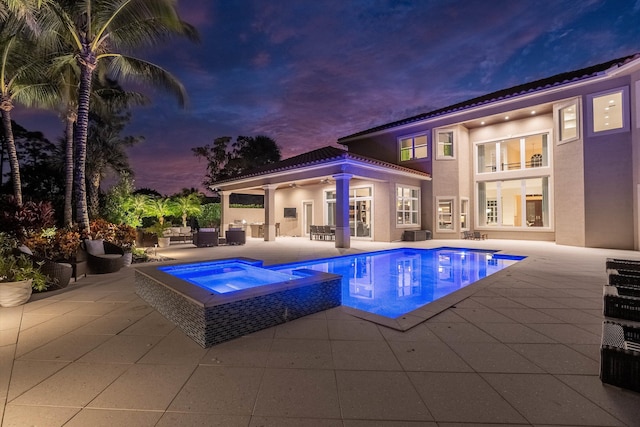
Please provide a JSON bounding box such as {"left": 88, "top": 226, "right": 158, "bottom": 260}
{"left": 103, "top": 54, "right": 187, "bottom": 107}
{"left": 12, "top": 81, "right": 60, "bottom": 108}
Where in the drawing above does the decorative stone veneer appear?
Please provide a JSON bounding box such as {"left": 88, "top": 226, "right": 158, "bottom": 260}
{"left": 135, "top": 267, "right": 341, "bottom": 347}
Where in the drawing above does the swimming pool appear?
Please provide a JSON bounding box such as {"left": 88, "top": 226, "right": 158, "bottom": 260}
{"left": 270, "top": 247, "right": 524, "bottom": 325}
{"left": 136, "top": 247, "right": 524, "bottom": 346}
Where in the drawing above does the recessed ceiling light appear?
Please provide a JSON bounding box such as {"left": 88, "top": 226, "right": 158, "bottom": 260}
{"left": 531, "top": 110, "right": 536, "bottom": 115}
{"left": 609, "top": 100, "right": 615, "bottom": 104}
{"left": 504, "top": 116, "right": 509, "bottom": 120}
{"left": 605, "top": 107, "right": 610, "bottom": 111}
{"left": 480, "top": 121, "right": 485, "bottom": 125}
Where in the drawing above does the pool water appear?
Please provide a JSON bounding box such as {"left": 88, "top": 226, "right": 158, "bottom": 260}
{"left": 158, "top": 261, "right": 293, "bottom": 294}
{"left": 270, "top": 247, "right": 524, "bottom": 319}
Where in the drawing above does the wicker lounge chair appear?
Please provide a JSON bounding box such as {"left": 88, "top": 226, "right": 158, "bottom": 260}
{"left": 609, "top": 273, "right": 640, "bottom": 287}
{"left": 82, "top": 239, "right": 125, "bottom": 274}
{"left": 604, "top": 285, "right": 640, "bottom": 322}
{"left": 600, "top": 320, "right": 640, "bottom": 392}
{"left": 606, "top": 258, "right": 640, "bottom": 275}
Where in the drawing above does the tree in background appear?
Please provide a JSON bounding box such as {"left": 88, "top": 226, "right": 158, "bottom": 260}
{"left": 193, "top": 135, "right": 281, "bottom": 189}
{"left": 11, "top": 120, "right": 63, "bottom": 206}
{"left": 85, "top": 103, "right": 143, "bottom": 218}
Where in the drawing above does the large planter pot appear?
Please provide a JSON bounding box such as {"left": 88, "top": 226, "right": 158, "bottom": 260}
{"left": 123, "top": 251, "right": 133, "bottom": 267}
{"left": 157, "top": 237, "right": 171, "bottom": 248}
{"left": 0, "top": 279, "right": 33, "bottom": 307}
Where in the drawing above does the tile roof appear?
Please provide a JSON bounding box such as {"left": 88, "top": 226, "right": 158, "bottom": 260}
{"left": 338, "top": 53, "right": 640, "bottom": 142}
{"left": 212, "top": 145, "right": 430, "bottom": 186}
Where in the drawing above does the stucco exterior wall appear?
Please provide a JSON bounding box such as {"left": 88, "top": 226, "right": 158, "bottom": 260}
{"left": 583, "top": 126, "right": 634, "bottom": 249}
{"left": 553, "top": 135, "right": 586, "bottom": 246}
{"left": 632, "top": 72, "right": 640, "bottom": 250}
{"left": 580, "top": 77, "right": 635, "bottom": 249}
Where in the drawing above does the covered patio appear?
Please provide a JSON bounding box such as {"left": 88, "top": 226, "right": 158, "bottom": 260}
{"left": 212, "top": 146, "right": 431, "bottom": 248}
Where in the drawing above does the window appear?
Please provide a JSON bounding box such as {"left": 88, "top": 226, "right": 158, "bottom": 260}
{"left": 477, "top": 142, "right": 497, "bottom": 172}
{"left": 399, "top": 134, "right": 428, "bottom": 161}
{"left": 588, "top": 87, "right": 630, "bottom": 136}
{"left": 396, "top": 185, "right": 420, "bottom": 226}
{"left": 436, "top": 130, "right": 454, "bottom": 159}
{"left": 556, "top": 100, "right": 580, "bottom": 143}
{"left": 524, "top": 134, "right": 548, "bottom": 168}
{"left": 460, "top": 198, "right": 469, "bottom": 230}
{"left": 437, "top": 198, "right": 454, "bottom": 231}
{"left": 477, "top": 132, "right": 549, "bottom": 174}
{"left": 325, "top": 187, "right": 373, "bottom": 238}
{"left": 593, "top": 90, "right": 623, "bottom": 132}
{"left": 501, "top": 138, "right": 521, "bottom": 171}
{"left": 477, "top": 178, "right": 550, "bottom": 228}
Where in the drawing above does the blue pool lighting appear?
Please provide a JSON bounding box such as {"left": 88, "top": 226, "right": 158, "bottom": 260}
{"left": 270, "top": 247, "right": 524, "bottom": 319}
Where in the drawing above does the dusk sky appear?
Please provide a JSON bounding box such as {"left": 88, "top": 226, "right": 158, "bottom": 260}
{"left": 12, "top": 0, "right": 640, "bottom": 195}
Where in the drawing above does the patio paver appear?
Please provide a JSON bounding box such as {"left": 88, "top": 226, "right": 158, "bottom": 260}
{"left": 1, "top": 238, "right": 639, "bottom": 426}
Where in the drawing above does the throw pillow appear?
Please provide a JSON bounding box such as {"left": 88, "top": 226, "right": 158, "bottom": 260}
{"left": 85, "top": 239, "right": 105, "bottom": 255}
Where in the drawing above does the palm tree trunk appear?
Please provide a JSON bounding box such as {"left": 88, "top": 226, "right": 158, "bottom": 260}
{"left": 88, "top": 170, "right": 100, "bottom": 219}
{"left": 74, "top": 52, "right": 95, "bottom": 234}
{"left": 63, "top": 110, "right": 75, "bottom": 227}
{"left": 0, "top": 103, "right": 22, "bottom": 206}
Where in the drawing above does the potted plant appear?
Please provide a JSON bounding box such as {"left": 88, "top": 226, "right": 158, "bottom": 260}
{"left": 144, "top": 197, "right": 174, "bottom": 248}
{"left": 113, "top": 224, "right": 137, "bottom": 266}
{"left": 0, "top": 233, "right": 48, "bottom": 307}
{"left": 147, "top": 221, "right": 171, "bottom": 248}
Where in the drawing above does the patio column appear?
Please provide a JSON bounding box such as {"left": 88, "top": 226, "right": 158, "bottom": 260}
{"left": 333, "top": 173, "right": 352, "bottom": 249}
{"left": 263, "top": 184, "right": 278, "bottom": 241}
{"left": 219, "top": 190, "right": 228, "bottom": 234}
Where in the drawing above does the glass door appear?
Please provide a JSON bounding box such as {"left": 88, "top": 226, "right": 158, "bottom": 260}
{"left": 303, "top": 201, "right": 313, "bottom": 236}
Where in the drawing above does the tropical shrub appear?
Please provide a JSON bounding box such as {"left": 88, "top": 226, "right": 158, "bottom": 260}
{"left": 196, "top": 203, "right": 221, "bottom": 228}
{"left": 21, "top": 227, "right": 81, "bottom": 261}
{"left": 88, "top": 219, "right": 136, "bottom": 249}
{"left": 0, "top": 196, "right": 56, "bottom": 240}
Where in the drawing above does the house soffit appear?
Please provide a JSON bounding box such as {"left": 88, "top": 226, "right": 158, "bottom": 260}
{"left": 213, "top": 158, "right": 430, "bottom": 192}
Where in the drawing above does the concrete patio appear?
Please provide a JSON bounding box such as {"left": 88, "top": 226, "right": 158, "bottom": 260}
{"left": 1, "top": 237, "right": 640, "bottom": 426}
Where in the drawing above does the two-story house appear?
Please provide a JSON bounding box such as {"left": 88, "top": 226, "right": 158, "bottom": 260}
{"left": 212, "top": 53, "right": 640, "bottom": 250}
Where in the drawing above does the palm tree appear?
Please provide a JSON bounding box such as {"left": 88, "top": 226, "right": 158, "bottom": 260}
{"left": 172, "top": 193, "right": 201, "bottom": 228}
{"left": 0, "top": 16, "right": 56, "bottom": 206}
{"left": 40, "top": 0, "right": 198, "bottom": 233}
{"left": 145, "top": 196, "right": 173, "bottom": 226}
{"left": 52, "top": 65, "right": 147, "bottom": 226}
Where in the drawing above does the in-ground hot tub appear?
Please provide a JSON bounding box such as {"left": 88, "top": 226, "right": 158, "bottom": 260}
{"left": 135, "top": 258, "right": 341, "bottom": 347}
